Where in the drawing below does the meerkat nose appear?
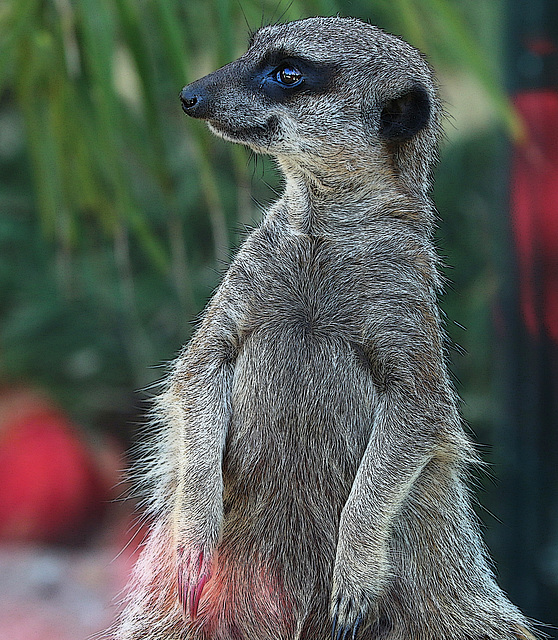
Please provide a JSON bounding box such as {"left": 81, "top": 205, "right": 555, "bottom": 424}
{"left": 180, "top": 88, "right": 199, "bottom": 114}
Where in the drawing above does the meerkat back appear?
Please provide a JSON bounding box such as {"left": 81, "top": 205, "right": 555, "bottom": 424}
{"left": 107, "top": 17, "right": 536, "bottom": 640}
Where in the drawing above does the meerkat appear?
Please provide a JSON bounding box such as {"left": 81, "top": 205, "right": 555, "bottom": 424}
{"left": 107, "top": 16, "right": 536, "bottom": 640}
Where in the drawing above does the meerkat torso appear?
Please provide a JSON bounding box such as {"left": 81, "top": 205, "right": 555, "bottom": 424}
{"left": 107, "top": 17, "right": 536, "bottom": 640}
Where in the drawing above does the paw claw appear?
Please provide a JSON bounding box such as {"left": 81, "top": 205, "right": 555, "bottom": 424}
{"left": 177, "top": 547, "right": 211, "bottom": 620}
{"left": 331, "top": 594, "right": 365, "bottom": 640}
{"left": 190, "top": 572, "right": 208, "bottom": 619}
{"left": 331, "top": 607, "right": 349, "bottom": 640}
{"left": 352, "top": 613, "right": 363, "bottom": 640}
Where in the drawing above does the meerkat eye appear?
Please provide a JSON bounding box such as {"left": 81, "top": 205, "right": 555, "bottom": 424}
{"left": 273, "top": 63, "right": 303, "bottom": 87}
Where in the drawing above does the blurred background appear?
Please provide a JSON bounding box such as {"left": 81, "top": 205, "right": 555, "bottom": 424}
{"left": 0, "top": 0, "right": 556, "bottom": 638}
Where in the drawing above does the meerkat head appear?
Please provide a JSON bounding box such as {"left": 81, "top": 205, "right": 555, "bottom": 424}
{"left": 180, "top": 17, "right": 442, "bottom": 195}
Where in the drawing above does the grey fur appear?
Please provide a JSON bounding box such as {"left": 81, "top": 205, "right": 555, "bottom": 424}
{"left": 106, "top": 17, "right": 536, "bottom": 640}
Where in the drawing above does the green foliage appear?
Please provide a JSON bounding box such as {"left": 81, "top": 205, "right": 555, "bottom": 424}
{"left": 0, "top": 0, "right": 510, "bottom": 427}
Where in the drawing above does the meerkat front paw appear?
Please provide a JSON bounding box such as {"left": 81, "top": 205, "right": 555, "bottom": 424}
{"left": 330, "top": 539, "right": 388, "bottom": 639}
{"left": 172, "top": 476, "right": 223, "bottom": 619}
{"left": 331, "top": 592, "right": 365, "bottom": 640}
{"left": 177, "top": 543, "right": 214, "bottom": 619}
{"left": 330, "top": 572, "right": 375, "bottom": 640}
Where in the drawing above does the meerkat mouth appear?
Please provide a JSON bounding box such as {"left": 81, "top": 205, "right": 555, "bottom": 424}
{"left": 208, "top": 116, "right": 280, "bottom": 145}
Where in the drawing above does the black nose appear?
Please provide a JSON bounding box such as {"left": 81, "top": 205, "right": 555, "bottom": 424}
{"left": 180, "top": 88, "right": 198, "bottom": 114}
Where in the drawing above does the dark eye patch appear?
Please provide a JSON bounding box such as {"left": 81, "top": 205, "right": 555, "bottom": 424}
{"left": 247, "top": 49, "right": 338, "bottom": 102}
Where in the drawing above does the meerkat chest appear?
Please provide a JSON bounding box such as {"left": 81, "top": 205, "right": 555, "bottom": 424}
{"left": 222, "top": 229, "right": 377, "bottom": 480}
{"left": 234, "top": 228, "right": 367, "bottom": 340}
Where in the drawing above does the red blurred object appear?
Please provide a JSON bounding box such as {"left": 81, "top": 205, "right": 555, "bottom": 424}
{"left": 510, "top": 90, "right": 558, "bottom": 343}
{"left": 0, "top": 387, "right": 112, "bottom": 545}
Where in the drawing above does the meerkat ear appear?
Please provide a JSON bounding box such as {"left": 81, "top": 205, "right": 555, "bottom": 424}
{"left": 378, "top": 85, "right": 431, "bottom": 141}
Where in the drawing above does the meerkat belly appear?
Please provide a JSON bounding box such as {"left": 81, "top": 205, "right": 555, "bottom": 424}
{"left": 222, "top": 327, "right": 376, "bottom": 557}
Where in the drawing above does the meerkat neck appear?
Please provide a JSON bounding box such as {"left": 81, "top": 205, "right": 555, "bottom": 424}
{"left": 275, "top": 162, "right": 435, "bottom": 237}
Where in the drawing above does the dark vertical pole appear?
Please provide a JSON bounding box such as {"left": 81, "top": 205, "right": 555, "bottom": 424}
{"left": 498, "top": 0, "right": 558, "bottom": 629}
